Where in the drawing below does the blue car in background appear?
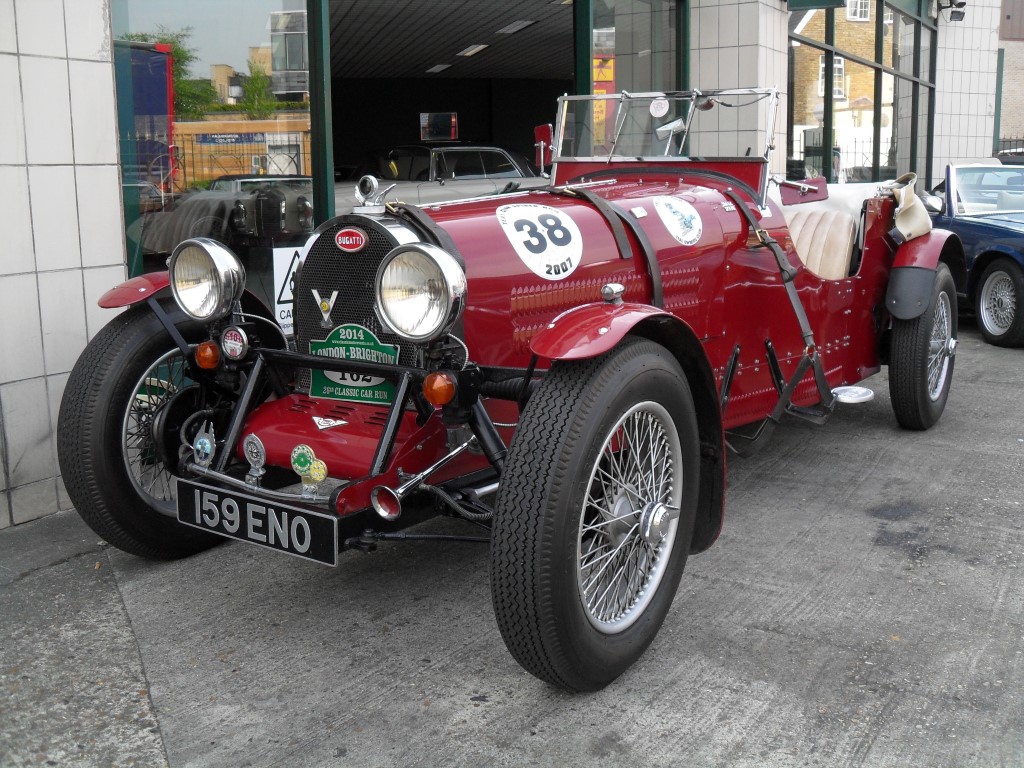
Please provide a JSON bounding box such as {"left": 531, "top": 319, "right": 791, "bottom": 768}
{"left": 926, "top": 164, "right": 1024, "bottom": 346}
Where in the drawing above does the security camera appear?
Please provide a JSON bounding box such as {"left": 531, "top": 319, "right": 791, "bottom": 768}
{"left": 938, "top": 0, "right": 966, "bottom": 20}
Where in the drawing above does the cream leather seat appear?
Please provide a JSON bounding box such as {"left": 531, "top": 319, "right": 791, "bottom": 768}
{"left": 782, "top": 207, "right": 858, "bottom": 281}
{"left": 767, "top": 182, "right": 878, "bottom": 281}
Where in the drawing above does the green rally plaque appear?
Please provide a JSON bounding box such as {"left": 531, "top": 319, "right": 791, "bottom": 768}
{"left": 309, "top": 324, "right": 399, "bottom": 404}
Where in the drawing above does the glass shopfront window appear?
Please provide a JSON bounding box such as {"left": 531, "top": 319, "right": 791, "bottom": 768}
{"left": 592, "top": 0, "right": 680, "bottom": 95}
{"left": 885, "top": 9, "right": 917, "bottom": 77}
{"left": 916, "top": 86, "right": 931, "bottom": 174}
{"left": 834, "top": 57, "right": 877, "bottom": 181}
{"left": 787, "top": 0, "right": 936, "bottom": 185}
{"left": 111, "top": 0, "right": 316, "bottom": 299}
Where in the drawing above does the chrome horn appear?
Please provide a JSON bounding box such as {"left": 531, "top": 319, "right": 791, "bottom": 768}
{"left": 370, "top": 437, "right": 476, "bottom": 521}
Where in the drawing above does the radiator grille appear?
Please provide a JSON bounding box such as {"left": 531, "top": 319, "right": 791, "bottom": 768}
{"left": 294, "top": 220, "right": 419, "bottom": 391}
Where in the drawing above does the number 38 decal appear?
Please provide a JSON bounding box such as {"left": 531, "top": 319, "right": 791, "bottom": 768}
{"left": 496, "top": 204, "right": 584, "bottom": 280}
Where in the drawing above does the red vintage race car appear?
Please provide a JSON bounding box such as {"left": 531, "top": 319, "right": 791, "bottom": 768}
{"left": 58, "top": 88, "right": 965, "bottom": 691}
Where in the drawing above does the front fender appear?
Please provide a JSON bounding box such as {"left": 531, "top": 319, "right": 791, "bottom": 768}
{"left": 885, "top": 230, "right": 965, "bottom": 320}
{"left": 98, "top": 272, "right": 170, "bottom": 308}
{"left": 97, "top": 271, "right": 276, "bottom": 320}
{"left": 529, "top": 302, "right": 673, "bottom": 361}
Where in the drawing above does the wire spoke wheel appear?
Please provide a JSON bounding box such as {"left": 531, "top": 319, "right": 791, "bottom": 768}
{"left": 122, "top": 349, "right": 191, "bottom": 515}
{"left": 926, "top": 290, "right": 953, "bottom": 401}
{"left": 578, "top": 402, "right": 681, "bottom": 633}
{"left": 491, "top": 339, "right": 699, "bottom": 691}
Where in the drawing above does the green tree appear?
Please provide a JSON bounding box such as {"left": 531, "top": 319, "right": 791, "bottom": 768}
{"left": 240, "top": 59, "right": 276, "bottom": 120}
{"left": 123, "top": 26, "right": 217, "bottom": 120}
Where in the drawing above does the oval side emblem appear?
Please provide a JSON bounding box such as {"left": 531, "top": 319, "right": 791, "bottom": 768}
{"left": 335, "top": 227, "right": 367, "bottom": 252}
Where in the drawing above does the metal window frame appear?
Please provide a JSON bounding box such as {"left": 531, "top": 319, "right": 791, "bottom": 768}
{"left": 308, "top": 0, "right": 334, "bottom": 223}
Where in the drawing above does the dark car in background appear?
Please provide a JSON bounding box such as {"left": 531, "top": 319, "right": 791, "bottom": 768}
{"left": 926, "top": 164, "right": 1024, "bottom": 346}
{"left": 335, "top": 143, "right": 546, "bottom": 212}
{"left": 995, "top": 148, "right": 1024, "bottom": 165}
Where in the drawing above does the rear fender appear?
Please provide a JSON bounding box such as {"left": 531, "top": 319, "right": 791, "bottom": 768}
{"left": 885, "top": 230, "right": 965, "bottom": 320}
{"left": 531, "top": 303, "right": 725, "bottom": 555}
{"left": 97, "top": 271, "right": 276, "bottom": 319}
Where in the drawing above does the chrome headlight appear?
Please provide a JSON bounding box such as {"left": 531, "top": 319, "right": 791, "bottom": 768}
{"left": 375, "top": 244, "right": 466, "bottom": 342}
{"left": 168, "top": 238, "right": 246, "bottom": 321}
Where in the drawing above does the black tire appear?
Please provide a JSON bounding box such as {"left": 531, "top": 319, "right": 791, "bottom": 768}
{"left": 490, "top": 338, "right": 700, "bottom": 691}
{"left": 57, "top": 303, "right": 222, "bottom": 559}
{"left": 889, "top": 263, "right": 957, "bottom": 430}
{"left": 974, "top": 258, "right": 1024, "bottom": 347}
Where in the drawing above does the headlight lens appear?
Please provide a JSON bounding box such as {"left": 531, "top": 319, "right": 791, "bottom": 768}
{"left": 376, "top": 244, "right": 466, "bottom": 342}
{"left": 169, "top": 238, "right": 246, "bottom": 321}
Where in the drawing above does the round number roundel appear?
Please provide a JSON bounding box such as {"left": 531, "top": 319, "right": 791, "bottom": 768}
{"left": 496, "top": 204, "right": 584, "bottom": 280}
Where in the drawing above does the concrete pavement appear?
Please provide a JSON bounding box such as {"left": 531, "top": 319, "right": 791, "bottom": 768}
{"left": 1, "top": 321, "right": 1022, "bottom": 767}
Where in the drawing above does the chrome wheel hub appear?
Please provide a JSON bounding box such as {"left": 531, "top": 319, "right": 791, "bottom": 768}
{"left": 640, "top": 501, "right": 680, "bottom": 547}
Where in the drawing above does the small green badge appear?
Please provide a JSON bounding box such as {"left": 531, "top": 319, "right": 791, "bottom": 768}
{"left": 291, "top": 444, "right": 315, "bottom": 477}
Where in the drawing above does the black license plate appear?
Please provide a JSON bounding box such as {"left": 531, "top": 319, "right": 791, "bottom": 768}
{"left": 176, "top": 478, "right": 339, "bottom": 566}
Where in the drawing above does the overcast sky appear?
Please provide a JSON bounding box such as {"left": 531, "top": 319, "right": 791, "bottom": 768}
{"left": 116, "top": 0, "right": 305, "bottom": 77}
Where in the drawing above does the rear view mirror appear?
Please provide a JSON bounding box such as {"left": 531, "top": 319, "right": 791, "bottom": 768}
{"left": 922, "top": 194, "right": 944, "bottom": 215}
{"left": 534, "top": 124, "right": 553, "bottom": 170}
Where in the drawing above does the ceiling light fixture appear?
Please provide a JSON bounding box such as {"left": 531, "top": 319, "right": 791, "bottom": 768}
{"left": 425, "top": 64, "right": 452, "bottom": 73}
{"left": 457, "top": 44, "right": 489, "bottom": 57}
{"left": 496, "top": 20, "right": 536, "bottom": 34}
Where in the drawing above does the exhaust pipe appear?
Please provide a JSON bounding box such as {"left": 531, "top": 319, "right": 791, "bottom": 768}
{"left": 370, "top": 437, "right": 475, "bottom": 521}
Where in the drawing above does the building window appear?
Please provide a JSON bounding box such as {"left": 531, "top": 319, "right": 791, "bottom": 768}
{"left": 789, "top": 0, "right": 936, "bottom": 185}
{"left": 847, "top": 0, "right": 870, "bottom": 21}
{"left": 819, "top": 55, "right": 847, "bottom": 99}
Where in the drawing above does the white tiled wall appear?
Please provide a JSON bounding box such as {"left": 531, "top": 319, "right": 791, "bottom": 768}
{"left": 0, "top": 0, "right": 125, "bottom": 529}
{"left": 690, "top": 0, "right": 788, "bottom": 174}
{"left": 932, "top": 0, "right": 1002, "bottom": 172}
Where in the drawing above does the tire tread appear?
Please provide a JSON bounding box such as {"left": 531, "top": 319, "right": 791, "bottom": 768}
{"left": 888, "top": 264, "right": 956, "bottom": 430}
{"left": 490, "top": 338, "right": 694, "bottom": 690}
